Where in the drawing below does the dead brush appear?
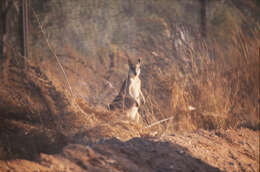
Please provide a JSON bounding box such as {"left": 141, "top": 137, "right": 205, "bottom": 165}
{"left": 167, "top": 27, "right": 260, "bottom": 132}
{"left": 141, "top": 26, "right": 259, "bottom": 135}
{"left": 75, "top": 97, "right": 143, "bottom": 141}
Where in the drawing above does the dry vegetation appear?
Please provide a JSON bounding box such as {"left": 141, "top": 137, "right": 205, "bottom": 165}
{"left": 0, "top": 1, "right": 259, "bottom": 171}
{"left": 1, "top": 22, "right": 259, "bottom": 162}
{"left": 141, "top": 27, "right": 260, "bottom": 134}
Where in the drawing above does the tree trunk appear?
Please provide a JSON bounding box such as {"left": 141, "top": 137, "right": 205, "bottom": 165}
{"left": 22, "top": 0, "right": 29, "bottom": 57}
{"left": 200, "top": 0, "right": 207, "bottom": 38}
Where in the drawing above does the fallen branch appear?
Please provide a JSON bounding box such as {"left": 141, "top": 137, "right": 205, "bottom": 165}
{"left": 144, "top": 116, "right": 174, "bottom": 129}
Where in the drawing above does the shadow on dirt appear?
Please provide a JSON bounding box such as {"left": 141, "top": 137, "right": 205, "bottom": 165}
{"left": 0, "top": 122, "right": 222, "bottom": 172}
{"left": 0, "top": 117, "right": 68, "bottom": 161}
{"left": 53, "top": 136, "right": 223, "bottom": 172}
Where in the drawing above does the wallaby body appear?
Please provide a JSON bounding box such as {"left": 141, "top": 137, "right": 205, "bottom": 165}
{"left": 109, "top": 59, "right": 145, "bottom": 122}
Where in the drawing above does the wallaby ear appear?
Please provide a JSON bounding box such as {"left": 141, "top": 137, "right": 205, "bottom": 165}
{"left": 138, "top": 58, "right": 141, "bottom": 64}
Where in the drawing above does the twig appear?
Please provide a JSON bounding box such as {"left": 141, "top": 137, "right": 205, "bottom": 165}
{"left": 144, "top": 116, "right": 174, "bottom": 129}
{"left": 32, "top": 10, "right": 89, "bottom": 117}
{"left": 32, "top": 10, "right": 74, "bottom": 98}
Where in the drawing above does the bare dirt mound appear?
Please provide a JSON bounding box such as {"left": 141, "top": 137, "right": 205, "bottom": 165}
{"left": 0, "top": 128, "right": 258, "bottom": 172}
{"left": 0, "top": 56, "right": 82, "bottom": 160}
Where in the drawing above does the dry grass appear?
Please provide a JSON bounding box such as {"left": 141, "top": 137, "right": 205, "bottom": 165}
{"left": 2, "top": 27, "right": 257, "bottom": 142}
{"left": 0, "top": 49, "right": 88, "bottom": 159}
{"left": 143, "top": 26, "right": 260, "bottom": 134}
{"left": 1, "top": 7, "right": 259, "bottom": 161}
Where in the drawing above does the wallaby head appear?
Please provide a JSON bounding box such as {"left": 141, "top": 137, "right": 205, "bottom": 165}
{"left": 128, "top": 58, "right": 141, "bottom": 77}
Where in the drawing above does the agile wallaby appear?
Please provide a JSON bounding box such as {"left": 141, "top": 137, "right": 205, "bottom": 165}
{"left": 109, "top": 58, "right": 145, "bottom": 122}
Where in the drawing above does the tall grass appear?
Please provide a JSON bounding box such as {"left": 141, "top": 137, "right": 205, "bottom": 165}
{"left": 143, "top": 27, "right": 259, "bottom": 133}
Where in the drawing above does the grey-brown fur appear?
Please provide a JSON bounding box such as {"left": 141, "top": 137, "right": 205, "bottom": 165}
{"left": 109, "top": 58, "right": 145, "bottom": 122}
{"left": 109, "top": 80, "right": 139, "bottom": 111}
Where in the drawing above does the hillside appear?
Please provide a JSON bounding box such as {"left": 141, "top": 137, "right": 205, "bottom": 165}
{"left": 0, "top": 0, "right": 259, "bottom": 171}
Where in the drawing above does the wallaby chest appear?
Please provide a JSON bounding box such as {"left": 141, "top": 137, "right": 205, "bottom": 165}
{"left": 128, "top": 77, "right": 141, "bottom": 99}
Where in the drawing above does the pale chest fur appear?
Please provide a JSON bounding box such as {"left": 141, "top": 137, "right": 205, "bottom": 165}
{"left": 128, "top": 77, "right": 141, "bottom": 100}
